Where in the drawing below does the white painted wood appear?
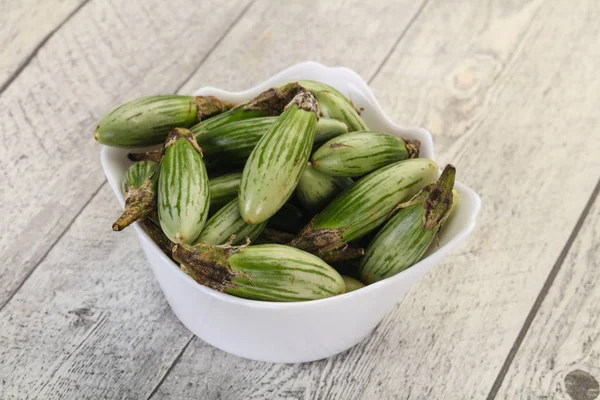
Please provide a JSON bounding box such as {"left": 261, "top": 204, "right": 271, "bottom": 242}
{"left": 177, "top": 0, "right": 429, "bottom": 93}
{"left": 0, "top": 0, "right": 251, "bottom": 307}
{"left": 152, "top": 0, "right": 600, "bottom": 399}
{"left": 2, "top": 0, "right": 600, "bottom": 398}
{"left": 496, "top": 189, "right": 600, "bottom": 399}
{"left": 0, "top": 0, "right": 85, "bottom": 87}
{"left": 0, "top": 186, "right": 193, "bottom": 399}
{"left": 0, "top": 0, "right": 433, "bottom": 398}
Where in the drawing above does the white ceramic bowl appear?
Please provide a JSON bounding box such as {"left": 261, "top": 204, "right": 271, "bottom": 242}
{"left": 101, "top": 62, "right": 481, "bottom": 363}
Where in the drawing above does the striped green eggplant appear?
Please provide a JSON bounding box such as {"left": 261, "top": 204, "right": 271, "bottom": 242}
{"left": 113, "top": 161, "right": 159, "bottom": 231}
{"left": 195, "top": 116, "right": 348, "bottom": 149}
{"left": 195, "top": 198, "right": 267, "bottom": 245}
{"left": 359, "top": 165, "right": 456, "bottom": 284}
{"left": 128, "top": 116, "right": 346, "bottom": 166}
{"left": 173, "top": 243, "right": 346, "bottom": 301}
{"left": 314, "top": 118, "right": 348, "bottom": 144}
{"left": 299, "top": 80, "right": 368, "bottom": 131}
{"left": 189, "top": 82, "right": 303, "bottom": 133}
{"left": 195, "top": 118, "right": 274, "bottom": 167}
{"left": 158, "top": 128, "right": 210, "bottom": 244}
{"left": 209, "top": 172, "right": 242, "bottom": 211}
{"left": 342, "top": 275, "right": 365, "bottom": 292}
{"left": 296, "top": 163, "right": 354, "bottom": 211}
{"left": 94, "top": 95, "right": 234, "bottom": 147}
{"left": 267, "top": 203, "right": 309, "bottom": 233}
{"left": 239, "top": 90, "right": 319, "bottom": 224}
{"left": 290, "top": 158, "right": 439, "bottom": 262}
{"left": 312, "top": 131, "right": 420, "bottom": 177}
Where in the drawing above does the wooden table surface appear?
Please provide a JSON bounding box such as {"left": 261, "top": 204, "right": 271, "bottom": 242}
{"left": 2, "top": 1, "right": 600, "bottom": 399}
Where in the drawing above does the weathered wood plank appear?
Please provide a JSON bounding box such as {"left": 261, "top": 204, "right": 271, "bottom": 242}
{"left": 178, "top": 0, "right": 429, "bottom": 93}
{"left": 0, "top": 185, "right": 194, "bottom": 399}
{"left": 0, "top": 0, "right": 86, "bottom": 89}
{"left": 0, "top": 0, "right": 251, "bottom": 308}
{"left": 496, "top": 182, "right": 600, "bottom": 399}
{"left": 0, "top": 0, "right": 435, "bottom": 398}
{"left": 152, "top": 0, "right": 600, "bottom": 399}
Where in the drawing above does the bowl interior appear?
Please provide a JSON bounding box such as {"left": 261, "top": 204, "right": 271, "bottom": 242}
{"left": 101, "top": 61, "right": 480, "bottom": 307}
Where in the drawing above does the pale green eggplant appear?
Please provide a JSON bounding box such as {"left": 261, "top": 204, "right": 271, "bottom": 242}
{"left": 239, "top": 90, "right": 318, "bottom": 224}
{"left": 342, "top": 275, "right": 365, "bottom": 292}
{"left": 128, "top": 118, "right": 274, "bottom": 164}
{"left": 113, "top": 161, "right": 159, "bottom": 231}
{"left": 195, "top": 198, "right": 267, "bottom": 246}
{"left": 209, "top": 172, "right": 242, "bottom": 211}
{"left": 314, "top": 118, "right": 348, "bottom": 144}
{"left": 312, "top": 131, "right": 420, "bottom": 177}
{"left": 296, "top": 163, "right": 353, "bottom": 211}
{"left": 359, "top": 165, "right": 456, "bottom": 284}
{"left": 190, "top": 82, "right": 303, "bottom": 133}
{"left": 158, "top": 128, "right": 210, "bottom": 244}
{"left": 95, "top": 95, "right": 233, "bottom": 147}
{"left": 299, "top": 80, "right": 368, "bottom": 131}
{"left": 128, "top": 116, "right": 346, "bottom": 167}
{"left": 173, "top": 243, "right": 346, "bottom": 301}
{"left": 196, "top": 117, "right": 345, "bottom": 167}
{"left": 290, "top": 158, "right": 439, "bottom": 262}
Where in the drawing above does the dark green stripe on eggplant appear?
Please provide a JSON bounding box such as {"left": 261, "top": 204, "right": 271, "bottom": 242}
{"left": 95, "top": 95, "right": 233, "bottom": 147}
{"left": 113, "top": 161, "right": 159, "bottom": 231}
{"left": 312, "top": 131, "right": 420, "bottom": 177}
{"left": 359, "top": 165, "right": 456, "bottom": 284}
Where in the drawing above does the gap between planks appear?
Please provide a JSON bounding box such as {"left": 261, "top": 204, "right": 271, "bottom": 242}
{"left": 0, "top": 0, "right": 92, "bottom": 95}
{"left": 486, "top": 176, "right": 600, "bottom": 400}
{"left": 367, "top": 0, "right": 430, "bottom": 83}
{"left": 145, "top": 0, "right": 436, "bottom": 397}
{"left": 0, "top": 181, "right": 107, "bottom": 310}
{"left": 7, "top": 0, "right": 596, "bottom": 398}
{"left": 0, "top": 0, "right": 255, "bottom": 313}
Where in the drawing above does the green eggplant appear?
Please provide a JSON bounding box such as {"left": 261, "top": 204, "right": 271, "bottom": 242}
{"left": 158, "top": 128, "right": 210, "bottom": 244}
{"left": 359, "top": 165, "right": 456, "bottom": 284}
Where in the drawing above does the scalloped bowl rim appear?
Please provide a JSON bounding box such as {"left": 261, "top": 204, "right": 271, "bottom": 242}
{"left": 101, "top": 61, "right": 481, "bottom": 310}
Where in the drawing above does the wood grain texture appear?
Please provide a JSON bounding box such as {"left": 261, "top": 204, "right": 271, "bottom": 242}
{"left": 0, "top": 0, "right": 251, "bottom": 308}
{"left": 3, "top": 0, "right": 600, "bottom": 399}
{"left": 0, "top": 186, "right": 194, "bottom": 399}
{"left": 0, "top": 0, "right": 86, "bottom": 89}
{"left": 153, "top": 0, "right": 600, "bottom": 399}
{"left": 496, "top": 183, "right": 600, "bottom": 399}
{"left": 0, "top": 0, "right": 434, "bottom": 398}
{"left": 178, "top": 0, "right": 429, "bottom": 93}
